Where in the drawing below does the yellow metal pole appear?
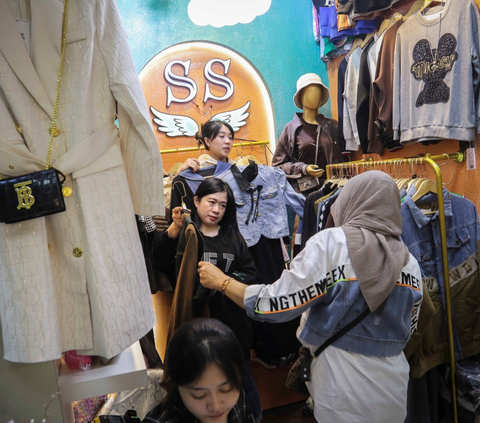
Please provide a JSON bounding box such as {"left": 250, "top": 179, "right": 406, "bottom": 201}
{"left": 160, "top": 140, "right": 270, "bottom": 155}
{"left": 424, "top": 156, "right": 458, "bottom": 423}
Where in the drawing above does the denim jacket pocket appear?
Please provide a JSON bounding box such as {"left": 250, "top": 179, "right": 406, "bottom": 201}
{"left": 235, "top": 199, "right": 248, "bottom": 220}
{"left": 446, "top": 226, "right": 472, "bottom": 268}
{"left": 446, "top": 227, "right": 470, "bottom": 249}
{"left": 410, "top": 241, "right": 432, "bottom": 264}
{"left": 259, "top": 187, "right": 280, "bottom": 216}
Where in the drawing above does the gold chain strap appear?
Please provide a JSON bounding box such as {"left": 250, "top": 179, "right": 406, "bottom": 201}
{"left": 45, "top": 0, "right": 69, "bottom": 169}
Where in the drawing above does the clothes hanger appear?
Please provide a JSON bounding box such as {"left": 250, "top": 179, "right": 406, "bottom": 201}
{"left": 349, "top": 38, "right": 364, "bottom": 56}
{"left": 403, "top": 0, "right": 423, "bottom": 20}
{"left": 245, "top": 155, "right": 262, "bottom": 165}
{"left": 376, "top": 18, "right": 391, "bottom": 37}
{"left": 360, "top": 31, "right": 375, "bottom": 48}
{"left": 168, "top": 162, "right": 183, "bottom": 175}
{"left": 411, "top": 179, "right": 438, "bottom": 202}
{"left": 421, "top": 0, "right": 446, "bottom": 12}
{"left": 236, "top": 156, "right": 252, "bottom": 166}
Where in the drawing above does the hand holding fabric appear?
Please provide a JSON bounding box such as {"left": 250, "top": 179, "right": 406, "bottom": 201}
{"left": 198, "top": 261, "right": 226, "bottom": 291}
{"left": 175, "top": 158, "right": 200, "bottom": 175}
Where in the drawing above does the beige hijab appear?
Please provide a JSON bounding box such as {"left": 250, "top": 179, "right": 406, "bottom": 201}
{"left": 331, "top": 171, "right": 410, "bottom": 311}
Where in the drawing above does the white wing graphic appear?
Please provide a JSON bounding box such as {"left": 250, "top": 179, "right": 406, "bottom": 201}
{"left": 150, "top": 106, "right": 199, "bottom": 137}
{"left": 211, "top": 101, "right": 250, "bottom": 131}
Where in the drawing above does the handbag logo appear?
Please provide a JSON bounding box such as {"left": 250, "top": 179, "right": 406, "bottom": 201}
{"left": 14, "top": 181, "right": 35, "bottom": 210}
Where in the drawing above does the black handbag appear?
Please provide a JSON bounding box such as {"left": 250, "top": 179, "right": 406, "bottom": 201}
{"left": 0, "top": 0, "right": 69, "bottom": 224}
{"left": 0, "top": 169, "right": 66, "bottom": 224}
{"left": 286, "top": 307, "right": 370, "bottom": 394}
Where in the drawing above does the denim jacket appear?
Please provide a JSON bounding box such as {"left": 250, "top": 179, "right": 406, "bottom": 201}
{"left": 401, "top": 189, "right": 480, "bottom": 374}
{"left": 219, "top": 165, "right": 305, "bottom": 247}
{"left": 244, "top": 228, "right": 423, "bottom": 357}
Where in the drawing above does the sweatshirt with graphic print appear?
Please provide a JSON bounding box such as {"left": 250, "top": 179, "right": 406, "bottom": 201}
{"left": 393, "top": 0, "right": 480, "bottom": 144}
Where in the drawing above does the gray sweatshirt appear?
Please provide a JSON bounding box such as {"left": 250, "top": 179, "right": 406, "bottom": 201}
{"left": 393, "top": 0, "right": 480, "bottom": 144}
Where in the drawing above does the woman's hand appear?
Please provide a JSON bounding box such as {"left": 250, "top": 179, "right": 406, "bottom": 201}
{"left": 175, "top": 158, "right": 201, "bottom": 176}
{"left": 166, "top": 206, "right": 190, "bottom": 239}
{"left": 171, "top": 206, "right": 189, "bottom": 229}
{"left": 198, "top": 261, "right": 226, "bottom": 291}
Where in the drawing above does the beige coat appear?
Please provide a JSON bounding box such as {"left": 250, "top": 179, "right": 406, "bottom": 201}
{"left": 0, "top": 0, "right": 164, "bottom": 363}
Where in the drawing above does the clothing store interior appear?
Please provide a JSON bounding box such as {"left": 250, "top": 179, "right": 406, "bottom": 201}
{"left": 1, "top": 0, "right": 480, "bottom": 422}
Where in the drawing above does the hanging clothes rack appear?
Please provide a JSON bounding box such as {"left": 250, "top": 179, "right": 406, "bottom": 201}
{"left": 327, "top": 151, "right": 465, "bottom": 423}
{"left": 160, "top": 140, "right": 269, "bottom": 154}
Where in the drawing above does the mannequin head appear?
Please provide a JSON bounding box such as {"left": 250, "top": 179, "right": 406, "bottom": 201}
{"left": 293, "top": 73, "right": 329, "bottom": 110}
{"left": 300, "top": 84, "right": 323, "bottom": 111}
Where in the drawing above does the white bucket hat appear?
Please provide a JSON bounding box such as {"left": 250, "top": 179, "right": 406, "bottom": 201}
{"left": 293, "top": 73, "right": 330, "bottom": 109}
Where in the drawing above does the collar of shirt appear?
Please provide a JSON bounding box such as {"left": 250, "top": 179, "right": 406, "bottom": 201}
{"left": 179, "top": 160, "right": 232, "bottom": 181}
{"left": 230, "top": 160, "right": 259, "bottom": 190}
{"left": 403, "top": 187, "right": 453, "bottom": 229}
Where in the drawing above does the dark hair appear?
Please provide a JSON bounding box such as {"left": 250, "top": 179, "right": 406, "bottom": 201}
{"left": 194, "top": 178, "right": 239, "bottom": 236}
{"left": 195, "top": 119, "right": 235, "bottom": 150}
{"left": 161, "top": 318, "right": 245, "bottom": 411}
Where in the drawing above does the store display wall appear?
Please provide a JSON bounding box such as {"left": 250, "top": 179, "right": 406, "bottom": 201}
{"left": 117, "top": 0, "right": 330, "bottom": 140}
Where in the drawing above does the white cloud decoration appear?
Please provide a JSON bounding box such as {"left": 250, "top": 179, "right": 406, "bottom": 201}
{"left": 188, "top": 0, "right": 272, "bottom": 28}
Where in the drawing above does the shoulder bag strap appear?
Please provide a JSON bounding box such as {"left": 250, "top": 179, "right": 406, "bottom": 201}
{"left": 312, "top": 307, "right": 370, "bottom": 358}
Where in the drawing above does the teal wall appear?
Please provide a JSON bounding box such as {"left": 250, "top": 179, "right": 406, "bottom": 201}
{"left": 117, "top": 0, "right": 331, "bottom": 139}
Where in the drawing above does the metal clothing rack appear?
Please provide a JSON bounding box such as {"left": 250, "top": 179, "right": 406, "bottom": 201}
{"left": 327, "top": 151, "right": 465, "bottom": 423}
{"left": 160, "top": 140, "right": 270, "bottom": 154}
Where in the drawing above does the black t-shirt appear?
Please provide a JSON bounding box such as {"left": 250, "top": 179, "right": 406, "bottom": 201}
{"left": 202, "top": 232, "right": 258, "bottom": 359}
{"left": 153, "top": 229, "right": 259, "bottom": 359}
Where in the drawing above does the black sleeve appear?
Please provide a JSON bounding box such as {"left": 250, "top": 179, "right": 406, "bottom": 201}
{"left": 152, "top": 230, "right": 178, "bottom": 274}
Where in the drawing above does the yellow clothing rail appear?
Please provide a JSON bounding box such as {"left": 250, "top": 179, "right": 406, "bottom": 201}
{"left": 160, "top": 140, "right": 270, "bottom": 154}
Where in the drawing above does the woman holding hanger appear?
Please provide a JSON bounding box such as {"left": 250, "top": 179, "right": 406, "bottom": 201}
{"left": 198, "top": 171, "right": 423, "bottom": 423}
{"left": 154, "top": 177, "right": 263, "bottom": 422}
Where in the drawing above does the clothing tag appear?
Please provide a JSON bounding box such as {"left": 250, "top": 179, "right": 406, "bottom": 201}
{"left": 466, "top": 147, "right": 476, "bottom": 170}
{"left": 15, "top": 18, "right": 32, "bottom": 58}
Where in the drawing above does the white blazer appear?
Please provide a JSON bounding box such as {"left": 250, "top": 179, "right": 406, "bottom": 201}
{"left": 0, "top": 0, "right": 164, "bottom": 363}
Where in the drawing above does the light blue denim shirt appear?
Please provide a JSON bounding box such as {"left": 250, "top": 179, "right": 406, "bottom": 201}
{"left": 219, "top": 165, "right": 305, "bottom": 247}
{"left": 401, "top": 188, "right": 480, "bottom": 359}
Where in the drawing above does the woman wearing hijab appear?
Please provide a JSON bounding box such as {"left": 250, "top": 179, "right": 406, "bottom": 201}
{"left": 198, "top": 171, "right": 423, "bottom": 423}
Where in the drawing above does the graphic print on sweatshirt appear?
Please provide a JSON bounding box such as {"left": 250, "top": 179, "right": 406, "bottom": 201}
{"left": 410, "top": 33, "right": 458, "bottom": 107}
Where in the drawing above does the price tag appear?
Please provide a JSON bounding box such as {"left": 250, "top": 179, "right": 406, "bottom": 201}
{"left": 466, "top": 147, "right": 476, "bottom": 170}
{"left": 15, "top": 18, "right": 31, "bottom": 58}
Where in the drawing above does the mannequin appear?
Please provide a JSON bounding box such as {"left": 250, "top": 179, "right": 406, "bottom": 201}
{"left": 300, "top": 84, "right": 329, "bottom": 179}
{"left": 272, "top": 73, "right": 342, "bottom": 194}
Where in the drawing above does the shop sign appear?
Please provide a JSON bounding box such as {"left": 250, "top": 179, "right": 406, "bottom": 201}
{"left": 139, "top": 41, "right": 275, "bottom": 169}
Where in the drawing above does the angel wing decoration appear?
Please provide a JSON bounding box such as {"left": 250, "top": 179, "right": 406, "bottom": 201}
{"left": 150, "top": 106, "right": 199, "bottom": 137}
{"left": 211, "top": 101, "right": 250, "bottom": 131}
